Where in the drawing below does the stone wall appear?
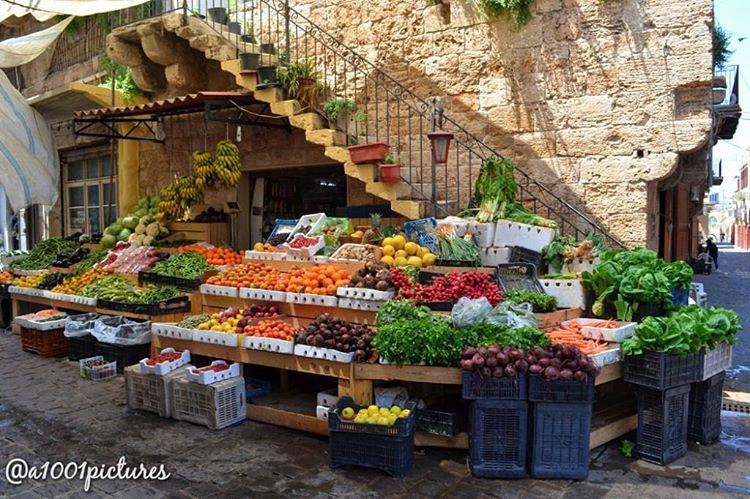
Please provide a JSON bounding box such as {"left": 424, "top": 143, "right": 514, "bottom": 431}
{"left": 288, "top": 0, "right": 713, "bottom": 246}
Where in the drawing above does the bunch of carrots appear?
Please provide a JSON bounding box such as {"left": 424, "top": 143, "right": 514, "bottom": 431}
{"left": 545, "top": 320, "right": 615, "bottom": 355}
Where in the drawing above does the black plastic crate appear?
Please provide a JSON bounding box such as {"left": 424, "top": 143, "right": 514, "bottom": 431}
{"left": 469, "top": 399, "right": 528, "bottom": 478}
{"left": 632, "top": 302, "right": 666, "bottom": 322}
{"left": 495, "top": 263, "right": 544, "bottom": 293}
{"left": 623, "top": 351, "right": 699, "bottom": 390}
{"left": 671, "top": 288, "right": 689, "bottom": 306}
{"left": 67, "top": 334, "right": 98, "bottom": 361}
{"left": 245, "top": 377, "right": 272, "bottom": 399}
{"left": 328, "top": 396, "right": 416, "bottom": 477}
{"left": 419, "top": 301, "right": 454, "bottom": 311}
{"left": 94, "top": 342, "right": 151, "bottom": 374}
{"left": 528, "top": 375, "right": 595, "bottom": 403}
{"left": 416, "top": 408, "right": 457, "bottom": 437}
{"left": 97, "top": 295, "right": 191, "bottom": 316}
{"left": 635, "top": 384, "right": 690, "bottom": 465}
{"left": 435, "top": 259, "right": 478, "bottom": 268}
{"left": 509, "top": 246, "right": 544, "bottom": 270}
{"left": 531, "top": 401, "right": 592, "bottom": 480}
{"left": 688, "top": 371, "right": 724, "bottom": 444}
{"left": 138, "top": 272, "right": 203, "bottom": 290}
{"left": 462, "top": 371, "right": 527, "bottom": 400}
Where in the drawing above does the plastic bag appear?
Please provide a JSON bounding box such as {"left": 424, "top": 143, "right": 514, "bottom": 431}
{"left": 484, "top": 301, "right": 538, "bottom": 328}
{"left": 92, "top": 316, "right": 151, "bottom": 345}
{"left": 64, "top": 313, "right": 109, "bottom": 338}
{"left": 451, "top": 297, "right": 493, "bottom": 327}
{"left": 375, "top": 386, "right": 409, "bottom": 409}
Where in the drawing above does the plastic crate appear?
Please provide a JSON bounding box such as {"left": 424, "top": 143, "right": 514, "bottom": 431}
{"left": 125, "top": 364, "right": 191, "bottom": 418}
{"left": 95, "top": 342, "right": 151, "bottom": 374}
{"left": 509, "top": 246, "right": 545, "bottom": 269}
{"left": 539, "top": 278, "right": 585, "bottom": 310}
{"left": 416, "top": 409, "right": 457, "bottom": 437}
{"left": 671, "top": 287, "right": 689, "bottom": 306}
{"left": 623, "top": 351, "right": 699, "bottom": 390}
{"left": 245, "top": 377, "right": 271, "bottom": 399}
{"left": 469, "top": 399, "right": 528, "bottom": 478}
{"left": 67, "top": 334, "right": 98, "bottom": 361}
{"left": 494, "top": 220, "right": 556, "bottom": 253}
{"left": 170, "top": 376, "right": 246, "bottom": 430}
{"left": 697, "top": 343, "right": 732, "bottom": 381}
{"left": 530, "top": 401, "right": 592, "bottom": 480}
{"left": 632, "top": 302, "right": 666, "bottom": 322}
{"left": 328, "top": 396, "right": 416, "bottom": 477}
{"left": 635, "top": 384, "right": 690, "bottom": 465}
{"left": 528, "top": 375, "right": 595, "bottom": 403}
{"left": 495, "top": 263, "right": 544, "bottom": 293}
{"left": 462, "top": 371, "right": 528, "bottom": 400}
{"left": 97, "top": 295, "right": 191, "bottom": 316}
{"left": 688, "top": 371, "right": 724, "bottom": 445}
{"left": 20, "top": 326, "right": 68, "bottom": 357}
{"left": 79, "top": 356, "right": 117, "bottom": 381}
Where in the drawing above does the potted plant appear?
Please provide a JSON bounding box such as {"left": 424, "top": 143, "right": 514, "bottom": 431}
{"left": 276, "top": 60, "right": 321, "bottom": 107}
{"left": 260, "top": 43, "right": 276, "bottom": 54}
{"left": 323, "top": 98, "right": 357, "bottom": 130}
{"left": 207, "top": 7, "right": 228, "bottom": 24}
{"left": 240, "top": 52, "right": 261, "bottom": 72}
{"left": 256, "top": 65, "right": 280, "bottom": 89}
{"left": 379, "top": 153, "right": 401, "bottom": 183}
{"left": 348, "top": 126, "right": 388, "bottom": 163}
{"left": 241, "top": 23, "right": 256, "bottom": 44}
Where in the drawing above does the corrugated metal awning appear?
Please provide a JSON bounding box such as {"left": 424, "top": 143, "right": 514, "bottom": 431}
{"left": 74, "top": 91, "right": 258, "bottom": 118}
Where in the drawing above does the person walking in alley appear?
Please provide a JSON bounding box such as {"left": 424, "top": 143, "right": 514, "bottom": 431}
{"left": 706, "top": 238, "right": 719, "bottom": 270}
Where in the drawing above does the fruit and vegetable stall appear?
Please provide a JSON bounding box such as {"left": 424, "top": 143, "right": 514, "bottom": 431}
{"left": 1, "top": 154, "right": 739, "bottom": 480}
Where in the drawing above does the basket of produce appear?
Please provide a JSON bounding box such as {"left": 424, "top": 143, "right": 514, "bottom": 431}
{"left": 265, "top": 218, "right": 299, "bottom": 246}
{"left": 177, "top": 245, "right": 243, "bottom": 267}
{"left": 503, "top": 289, "right": 557, "bottom": 313}
{"left": 187, "top": 361, "right": 241, "bottom": 385}
{"left": 561, "top": 318, "right": 635, "bottom": 342}
{"left": 435, "top": 223, "right": 481, "bottom": 267}
{"left": 329, "top": 244, "right": 382, "bottom": 263}
{"left": 79, "top": 355, "right": 117, "bottom": 381}
{"left": 400, "top": 270, "right": 502, "bottom": 311}
{"left": 139, "top": 348, "right": 191, "bottom": 375}
{"left": 138, "top": 251, "right": 215, "bottom": 290}
{"left": 151, "top": 321, "right": 194, "bottom": 341}
{"left": 288, "top": 213, "right": 325, "bottom": 239}
{"left": 294, "top": 314, "right": 375, "bottom": 363}
{"left": 16, "top": 310, "right": 68, "bottom": 330}
{"left": 199, "top": 283, "right": 238, "bottom": 297}
{"left": 246, "top": 243, "right": 287, "bottom": 260}
{"left": 241, "top": 318, "right": 297, "bottom": 354}
{"left": 283, "top": 234, "right": 324, "bottom": 257}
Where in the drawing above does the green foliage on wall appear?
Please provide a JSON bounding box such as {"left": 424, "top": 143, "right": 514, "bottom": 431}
{"left": 98, "top": 51, "right": 143, "bottom": 104}
{"left": 473, "top": 0, "right": 535, "bottom": 25}
{"left": 714, "top": 24, "right": 733, "bottom": 68}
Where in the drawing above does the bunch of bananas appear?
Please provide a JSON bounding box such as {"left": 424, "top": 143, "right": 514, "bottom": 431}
{"left": 193, "top": 150, "right": 215, "bottom": 188}
{"left": 214, "top": 140, "right": 242, "bottom": 187}
{"left": 176, "top": 175, "right": 204, "bottom": 207}
{"left": 158, "top": 183, "right": 183, "bottom": 220}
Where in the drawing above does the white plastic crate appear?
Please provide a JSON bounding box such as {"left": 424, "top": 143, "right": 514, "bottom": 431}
{"left": 283, "top": 234, "right": 325, "bottom": 257}
{"left": 470, "top": 221, "right": 496, "bottom": 248}
{"left": 239, "top": 288, "right": 287, "bottom": 302}
{"left": 329, "top": 244, "right": 382, "bottom": 264}
{"left": 192, "top": 329, "right": 241, "bottom": 347}
{"left": 186, "top": 361, "right": 241, "bottom": 385}
{"left": 244, "top": 250, "right": 286, "bottom": 261}
{"left": 316, "top": 405, "right": 330, "bottom": 421}
{"left": 289, "top": 213, "right": 326, "bottom": 238}
{"left": 493, "top": 220, "right": 556, "bottom": 253}
{"left": 285, "top": 253, "right": 312, "bottom": 262}
{"left": 125, "top": 364, "right": 193, "bottom": 418}
{"left": 480, "top": 247, "right": 512, "bottom": 267}
{"left": 47, "top": 292, "right": 97, "bottom": 307}
{"left": 241, "top": 335, "right": 295, "bottom": 354}
{"left": 317, "top": 388, "right": 339, "bottom": 408}
{"left": 199, "top": 284, "right": 238, "bottom": 298}
{"left": 699, "top": 343, "right": 732, "bottom": 381}
{"left": 539, "top": 279, "right": 586, "bottom": 310}
{"left": 151, "top": 323, "right": 193, "bottom": 341}
{"left": 170, "top": 375, "right": 246, "bottom": 430}
{"left": 16, "top": 316, "right": 68, "bottom": 331}
{"left": 286, "top": 293, "right": 338, "bottom": 307}
{"left": 139, "top": 348, "right": 191, "bottom": 375}
{"left": 337, "top": 297, "right": 382, "bottom": 312}
{"left": 293, "top": 344, "right": 354, "bottom": 363}
{"left": 562, "top": 318, "right": 636, "bottom": 342}
{"left": 336, "top": 287, "right": 394, "bottom": 301}
{"left": 79, "top": 356, "right": 118, "bottom": 381}
{"left": 12, "top": 269, "right": 46, "bottom": 277}
{"left": 9, "top": 286, "right": 46, "bottom": 297}
{"left": 590, "top": 346, "right": 621, "bottom": 368}
{"left": 312, "top": 255, "right": 330, "bottom": 264}
{"left": 564, "top": 257, "right": 600, "bottom": 274}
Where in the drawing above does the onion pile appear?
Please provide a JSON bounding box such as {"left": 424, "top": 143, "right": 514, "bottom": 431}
{"left": 460, "top": 343, "right": 600, "bottom": 382}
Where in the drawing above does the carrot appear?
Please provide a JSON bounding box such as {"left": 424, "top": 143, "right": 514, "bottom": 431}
{"left": 546, "top": 325, "right": 612, "bottom": 356}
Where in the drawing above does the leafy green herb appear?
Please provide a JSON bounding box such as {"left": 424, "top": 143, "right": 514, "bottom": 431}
{"left": 461, "top": 323, "right": 549, "bottom": 350}
{"left": 503, "top": 290, "right": 557, "bottom": 313}
{"left": 374, "top": 317, "right": 461, "bottom": 366}
{"left": 376, "top": 300, "right": 433, "bottom": 327}
{"left": 542, "top": 235, "right": 577, "bottom": 272}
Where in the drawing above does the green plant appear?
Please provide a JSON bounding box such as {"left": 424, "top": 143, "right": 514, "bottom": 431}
{"left": 383, "top": 153, "right": 400, "bottom": 165}
{"left": 474, "top": 0, "right": 535, "bottom": 25}
{"left": 323, "top": 98, "right": 357, "bottom": 122}
{"left": 542, "top": 235, "right": 577, "bottom": 271}
{"left": 461, "top": 322, "right": 549, "bottom": 349}
{"left": 503, "top": 290, "right": 557, "bottom": 313}
{"left": 714, "top": 24, "right": 733, "bottom": 68}
{"left": 376, "top": 299, "right": 432, "bottom": 327}
{"left": 276, "top": 60, "right": 321, "bottom": 105}
{"left": 374, "top": 316, "right": 462, "bottom": 366}
{"left": 98, "top": 51, "right": 143, "bottom": 104}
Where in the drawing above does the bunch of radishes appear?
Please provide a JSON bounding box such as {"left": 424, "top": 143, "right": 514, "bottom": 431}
{"left": 460, "top": 344, "right": 599, "bottom": 382}
{"left": 401, "top": 272, "right": 502, "bottom": 304}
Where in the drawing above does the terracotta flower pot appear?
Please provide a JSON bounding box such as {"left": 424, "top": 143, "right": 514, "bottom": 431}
{"left": 348, "top": 142, "right": 389, "bottom": 164}
{"left": 379, "top": 164, "right": 401, "bottom": 183}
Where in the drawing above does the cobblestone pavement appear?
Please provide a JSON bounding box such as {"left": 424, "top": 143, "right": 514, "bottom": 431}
{"left": 693, "top": 245, "right": 750, "bottom": 393}
{"left": 1, "top": 333, "right": 749, "bottom": 498}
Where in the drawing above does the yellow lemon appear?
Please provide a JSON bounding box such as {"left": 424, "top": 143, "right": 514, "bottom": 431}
{"left": 417, "top": 246, "right": 429, "bottom": 258}
{"left": 367, "top": 405, "right": 379, "bottom": 416}
{"left": 358, "top": 409, "right": 369, "bottom": 417}
{"left": 366, "top": 416, "right": 378, "bottom": 425}
{"left": 382, "top": 237, "right": 395, "bottom": 248}
{"left": 254, "top": 242, "right": 264, "bottom": 251}
{"left": 387, "top": 414, "right": 398, "bottom": 426}
{"left": 376, "top": 416, "right": 390, "bottom": 426}
{"left": 407, "top": 256, "right": 423, "bottom": 268}
{"left": 394, "top": 256, "right": 408, "bottom": 267}
{"left": 392, "top": 235, "right": 406, "bottom": 250}
{"left": 380, "top": 255, "right": 395, "bottom": 266}
{"left": 399, "top": 409, "right": 411, "bottom": 418}
{"left": 390, "top": 405, "right": 401, "bottom": 415}
{"left": 382, "top": 245, "right": 396, "bottom": 256}
{"left": 404, "top": 242, "right": 419, "bottom": 255}
{"left": 379, "top": 407, "right": 391, "bottom": 417}
{"left": 354, "top": 415, "right": 367, "bottom": 423}
{"left": 341, "top": 407, "right": 355, "bottom": 420}
{"left": 422, "top": 253, "right": 437, "bottom": 266}
{"left": 395, "top": 249, "right": 407, "bottom": 259}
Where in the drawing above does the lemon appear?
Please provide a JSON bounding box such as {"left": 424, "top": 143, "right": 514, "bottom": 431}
{"left": 197, "top": 323, "right": 208, "bottom": 330}
{"left": 254, "top": 242, "right": 264, "bottom": 251}
{"left": 382, "top": 245, "right": 395, "bottom": 256}
{"left": 354, "top": 415, "right": 366, "bottom": 423}
{"left": 407, "top": 256, "right": 423, "bottom": 268}
{"left": 379, "top": 407, "right": 391, "bottom": 417}
{"left": 399, "top": 409, "right": 411, "bottom": 418}
{"left": 366, "top": 416, "right": 378, "bottom": 425}
{"left": 390, "top": 405, "right": 401, "bottom": 415}
{"left": 367, "top": 405, "right": 379, "bottom": 416}
{"left": 380, "top": 255, "right": 395, "bottom": 266}
{"left": 395, "top": 249, "right": 407, "bottom": 259}
{"left": 376, "top": 416, "right": 390, "bottom": 426}
{"left": 417, "top": 246, "right": 429, "bottom": 258}
{"left": 404, "top": 242, "right": 419, "bottom": 255}
{"left": 422, "top": 253, "right": 437, "bottom": 266}
{"left": 394, "top": 256, "right": 408, "bottom": 267}
{"left": 341, "top": 407, "right": 355, "bottom": 420}
{"left": 392, "top": 235, "right": 406, "bottom": 250}
{"left": 387, "top": 414, "right": 398, "bottom": 426}
{"left": 382, "top": 237, "right": 395, "bottom": 248}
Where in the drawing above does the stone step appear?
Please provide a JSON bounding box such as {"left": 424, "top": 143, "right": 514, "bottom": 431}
{"left": 270, "top": 99, "right": 300, "bottom": 117}
{"left": 305, "top": 129, "right": 348, "bottom": 147}
{"left": 389, "top": 200, "right": 422, "bottom": 220}
{"left": 289, "top": 113, "right": 327, "bottom": 131}
{"left": 365, "top": 181, "right": 411, "bottom": 201}
{"left": 344, "top": 163, "right": 377, "bottom": 183}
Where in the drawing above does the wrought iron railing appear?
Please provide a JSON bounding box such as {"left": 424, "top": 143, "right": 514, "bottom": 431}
{"left": 109, "top": 0, "right": 624, "bottom": 246}
{"left": 715, "top": 65, "right": 739, "bottom": 107}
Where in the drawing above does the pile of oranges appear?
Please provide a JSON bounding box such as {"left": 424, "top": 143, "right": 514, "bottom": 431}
{"left": 0, "top": 271, "right": 13, "bottom": 284}
{"left": 206, "top": 262, "right": 289, "bottom": 291}
{"left": 52, "top": 268, "right": 111, "bottom": 295}
{"left": 179, "top": 244, "right": 242, "bottom": 267}
{"left": 243, "top": 319, "right": 298, "bottom": 340}
{"left": 286, "top": 265, "right": 350, "bottom": 295}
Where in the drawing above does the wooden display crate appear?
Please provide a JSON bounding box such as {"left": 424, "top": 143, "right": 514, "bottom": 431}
{"left": 168, "top": 222, "right": 230, "bottom": 247}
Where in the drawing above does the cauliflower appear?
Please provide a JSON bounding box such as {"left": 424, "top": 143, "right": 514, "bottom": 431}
{"left": 160, "top": 225, "right": 169, "bottom": 236}
{"left": 145, "top": 222, "right": 160, "bottom": 237}
{"left": 132, "top": 234, "right": 146, "bottom": 246}
{"left": 139, "top": 215, "right": 154, "bottom": 226}
{"left": 143, "top": 235, "right": 154, "bottom": 246}
{"left": 135, "top": 223, "right": 146, "bottom": 236}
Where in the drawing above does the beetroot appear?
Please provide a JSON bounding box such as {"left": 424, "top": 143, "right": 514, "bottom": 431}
{"left": 538, "top": 357, "right": 551, "bottom": 368}
{"left": 478, "top": 346, "right": 488, "bottom": 356}
{"left": 497, "top": 352, "right": 509, "bottom": 366}
{"left": 504, "top": 365, "right": 517, "bottom": 377}
{"left": 529, "top": 364, "right": 544, "bottom": 375}
{"left": 487, "top": 345, "right": 500, "bottom": 356}
{"left": 510, "top": 350, "right": 523, "bottom": 362}
{"left": 460, "top": 359, "right": 473, "bottom": 371}
{"left": 515, "top": 359, "right": 529, "bottom": 373}
{"left": 533, "top": 347, "right": 546, "bottom": 358}
{"left": 463, "top": 346, "right": 476, "bottom": 359}
{"left": 472, "top": 353, "right": 485, "bottom": 368}
{"left": 492, "top": 367, "right": 505, "bottom": 378}
{"left": 525, "top": 354, "right": 536, "bottom": 365}
{"left": 544, "top": 366, "right": 559, "bottom": 380}
{"left": 574, "top": 370, "right": 588, "bottom": 383}
{"left": 481, "top": 367, "right": 492, "bottom": 378}
{"left": 485, "top": 356, "right": 498, "bottom": 369}
{"left": 550, "top": 357, "right": 561, "bottom": 368}
{"left": 559, "top": 368, "right": 574, "bottom": 381}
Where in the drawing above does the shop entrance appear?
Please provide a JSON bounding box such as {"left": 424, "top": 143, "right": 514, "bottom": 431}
{"left": 246, "top": 165, "right": 347, "bottom": 245}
